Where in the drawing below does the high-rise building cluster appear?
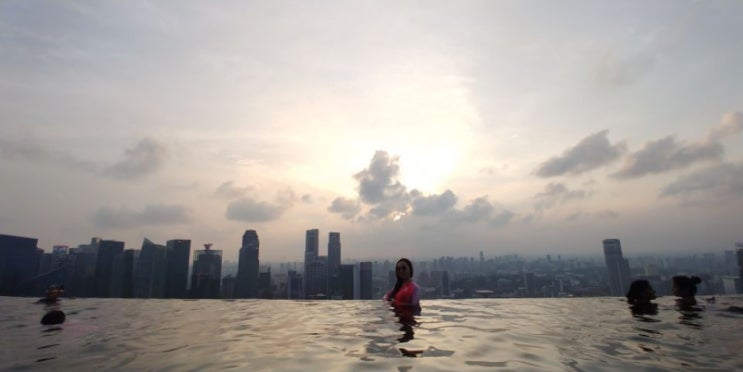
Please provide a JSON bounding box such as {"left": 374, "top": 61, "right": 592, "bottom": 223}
{"left": 0, "top": 229, "right": 376, "bottom": 300}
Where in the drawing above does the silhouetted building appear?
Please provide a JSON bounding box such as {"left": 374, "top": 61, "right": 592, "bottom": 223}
{"left": 524, "top": 272, "right": 536, "bottom": 297}
{"left": 359, "top": 261, "right": 373, "bottom": 300}
{"left": 95, "top": 239, "right": 124, "bottom": 297}
{"left": 134, "top": 238, "right": 167, "bottom": 298}
{"left": 738, "top": 248, "right": 743, "bottom": 294}
{"left": 191, "top": 244, "right": 222, "bottom": 299}
{"left": 0, "top": 234, "right": 40, "bottom": 296}
{"left": 221, "top": 274, "right": 235, "bottom": 298}
{"left": 258, "top": 269, "right": 272, "bottom": 299}
{"left": 327, "top": 232, "right": 341, "bottom": 297}
{"left": 165, "top": 239, "right": 191, "bottom": 298}
{"left": 287, "top": 270, "right": 303, "bottom": 299}
{"left": 442, "top": 271, "right": 451, "bottom": 297}
{"left": 67, "top": 238, "right": 100, "bottom": 297}
{"left": 339, "top": 264, "right": 356, "bottom": 299}
{"left": 603, "top": 239, "right": 631, "bottom": 297}
{"left": 236, "top": 230, "right": 260, "bottom": 298}
{"left": 110, "top": 249, "right": 136, "bottom": 298}
{"left": 304, "top": 228, "right": 320, "bottom": 298}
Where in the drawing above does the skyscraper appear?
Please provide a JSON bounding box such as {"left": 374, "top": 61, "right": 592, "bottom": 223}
{"left": 603, "top": 239, "right": 631, "bottom": 297}
{"left": 191, "top": 244, "right": 222, "bottom": 299}
{"left": 95, "top": 239, "right": 125, "bottom": 297}
{"left": 359, "top": 261, "right": 373, "bottom": 300}
{"left": 236, "top": 230, "right": 260, "bottom": 298}
{"left": 134, "top": 238, "right": 167, "bottom": 298}
{"left": 165, "top": 239, "right": 191, "bottom": 298}
{"left": 0, "top": 234, "right": 40, "bottom": 296}
{"left": 327, "top": 232, "right": 341, "bottom": 297}
{"left": 110, "top": 249, "right": 136, "bottom": 298}
{"left": 737, "top": 247, "right": 743, "bottom": 294}
{"left": 304, "top": 228, "right": 319, "bottom": 298}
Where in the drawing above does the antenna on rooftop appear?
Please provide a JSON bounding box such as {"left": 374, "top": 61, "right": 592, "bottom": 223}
{"left": 204, "top": 243, "right": 213, "bottom": 251}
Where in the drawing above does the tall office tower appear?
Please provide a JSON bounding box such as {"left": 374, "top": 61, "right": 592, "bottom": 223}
{"left": 287, "top": 270, "right": 303, "bottom": 299}
{"left": 603, "top": 239, "right": 631, "bottom": 297}
{"left": 258, "top": 269, "right": 272, "bottom": 299}
{"left": 0, "top": 234, "right": 40, "bottom": 296}
{"left": 359, "top": 261, "right": 373, "bottom": 299}
{"left": 221, "top": 275, "right": 236, "bottom": 298}
{"left": 236, "top": 230, "right": 260, "bottom": 298}
{"left": 134, "top": 238, "right": 168, "bottom": 298}
{"left": 95, "top": 240, "right": 125, "bottom": 297}
{"left": 67, "top": 238, "right": 100, "bottom": 297}
{"left": 327, "top": 232, "right": 341, "bottom": 297}
{"left": 51, "top": 245, "right": 68, "bottom": 269}
{"left": 191, "top": 244, "right": 223, "bottom": 299}
{"left": 338, "top": 264, "right": 356, "bottom": 299}
{"left": 110, "top": 249, "right": 136, "bottom": 298}
{"left": 304, "top": 229, "right": 319, "bottom": 298}
{"left": 165, "top": 239, "right": 191, "bottom": 298}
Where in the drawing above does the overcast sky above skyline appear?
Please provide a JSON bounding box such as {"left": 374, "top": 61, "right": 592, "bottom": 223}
{"left": 1, "top": 1, "right": 742, "bottom": 261}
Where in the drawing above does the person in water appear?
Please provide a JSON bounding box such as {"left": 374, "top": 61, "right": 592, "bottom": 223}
{"left": 625, "top": 279, "right": 657, "bottom": 315}
{"left": 672, "top": 275, "right": 701, "bottom": 307}
{"left": 384, "top": 258, "right": 420, "bottom": 306}
{"left": 37, "top": 284, "right": 64, "bottom": 305}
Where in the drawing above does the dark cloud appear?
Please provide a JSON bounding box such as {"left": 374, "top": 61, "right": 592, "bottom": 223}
{"left": 215, "top": 181, "right": 252, "bottom": 199}
{"left": 534, "top": 182, "right": 589, "bottom": 212}
{"left": 660, "top": 163, "right": 743, "bottom": 199}
{"left": 614, "top": 112, "right": 742, "bottom": 179}
{"left": 410, "top": 189, "right": 457, "bottom": 216}
{"left": 92, "top": 204, "right": 190, "bottom": 229}
{"left": 225, "top": 190, "right": 295, "bottom": 222}
{"left": 354, "top": 151, "right": 408, "bottom": 205}
{"left": 351, "top": 150, "right": 410, "bottom": 219}
{"left": 536, "top": 130, "right": 626, "bottom": 177}
{"left": 102, "top": 138, "right": 167, "bottom": 179}
{"left": 612, "top": 136, "right": 722, "bottom": 179}
{"left": 327, "top": 197, "right": 361, "bottom": 219}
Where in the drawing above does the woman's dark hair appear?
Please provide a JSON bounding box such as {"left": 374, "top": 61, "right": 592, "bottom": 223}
{"left": 673, "top": 275, "right": 701, "bottom": 296}
{"left": 626, "top": 279, "right": 651, "bottom": 304}
{"left": 389, "top": 258, "right": 414, "bottom": 301}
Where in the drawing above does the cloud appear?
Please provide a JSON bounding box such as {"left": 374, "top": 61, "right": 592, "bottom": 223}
{"left": 594, "top": 209, "right": 620, "bottom": 219}
{"left": 215, "top": 181, "right": 252, "bottom": 199}
{"left": 354, "top": 151, "right": 409, "bottom": 205}
{"left": 660, "top": 162, "right": 743, "bottom": 200}
{"left": 533, "top": 182, "right": 589, "bottom": 212}
{"left": 536, "top": 130, "right": 626, "bottom": 177}
{"left": 102, "top": 138, "right": 168, "bottom": 179}
{"left": 612, "top": 136, "right": 722, "bottom": 179}
{"left": 410, "top": 189, "right": 457, "bottom": 216}
{"left": 301, "top": 194, "right": 313, "bottom": 203}
{"left": 225, "top": 190, "right": 295, "bottom": 222}
{"left": 596, "top": 50, "right": 656, "bottom": 86}
{"left": 449, "top": 196, "right": 513, "bottom": 226}
{"left": 614, "top": 112, "right": 742, "bottom": 179}
{"left": 352, "top": 150, "right": 410, "bottom": 219}
{"left": 0, "top": 137, "right": 97, "bottom": 172}
{"left": 327, "top": 197, "right": 361, "bottom": 219}
{"left": 707, "top": 111, "right": 743, "bottom": 142}
{"left": 92, "top": 204, "right": 191, "bottom": 229}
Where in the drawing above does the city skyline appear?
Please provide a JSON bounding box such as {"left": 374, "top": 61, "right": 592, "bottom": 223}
{"left": 1, "top": 2, "right": 743, "bottom": 261}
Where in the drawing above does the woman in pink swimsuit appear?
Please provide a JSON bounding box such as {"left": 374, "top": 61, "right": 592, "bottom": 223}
{"left": 384, "top": 258, "right": 420, "bottom": 307}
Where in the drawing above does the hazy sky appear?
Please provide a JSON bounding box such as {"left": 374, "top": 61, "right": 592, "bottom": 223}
{"left": 2, "top": 1, "right": 742, "bottom": 261}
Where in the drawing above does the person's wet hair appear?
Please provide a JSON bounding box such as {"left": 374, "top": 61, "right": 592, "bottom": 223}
{"left": 626, "top": 280, "right": 652, "bottom": 305}
{"left": 388, "top": 258, "right": 414, "bottom": 302}
{"left": 673, "top": 275, "right": 701, "bottom": 297}
{"left": 41, "top": 310, "right": 66, "bottom": 325}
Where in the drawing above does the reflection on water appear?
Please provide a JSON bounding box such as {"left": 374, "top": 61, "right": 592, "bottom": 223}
{"left": 1, "top": 296, "right": 742, "bottom": 370}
